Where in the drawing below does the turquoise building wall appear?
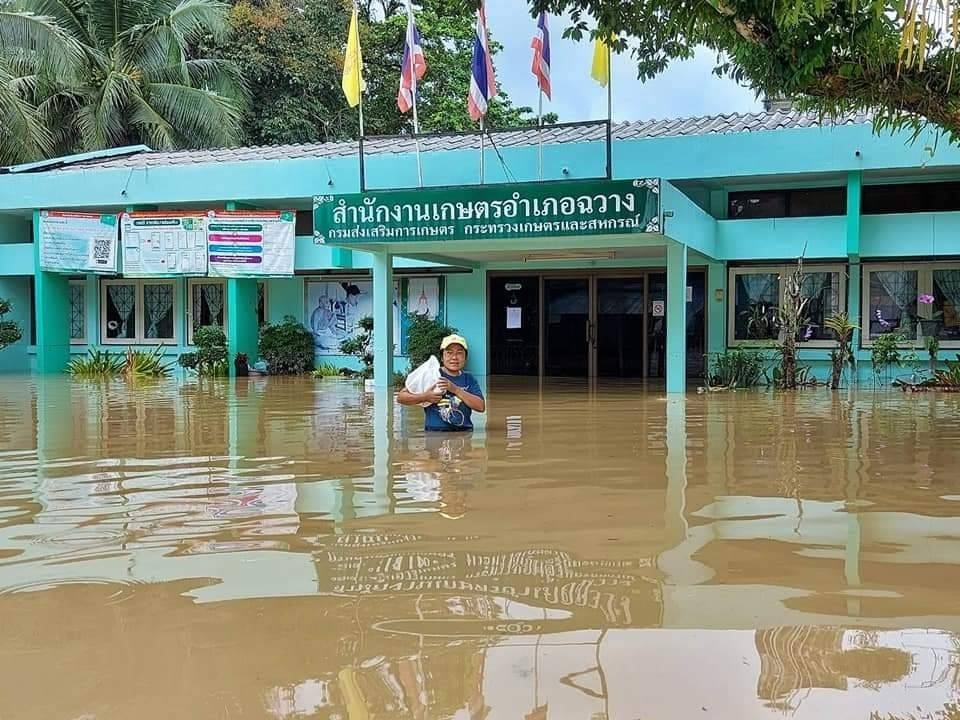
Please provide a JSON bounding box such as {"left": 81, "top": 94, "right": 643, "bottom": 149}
{"left": 4, "top": 112, "right": 960, "bottom": 387}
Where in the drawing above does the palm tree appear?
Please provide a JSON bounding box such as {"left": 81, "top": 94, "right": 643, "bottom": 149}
{"left": 0, "top": 0, "right": 246, "bottom": 166}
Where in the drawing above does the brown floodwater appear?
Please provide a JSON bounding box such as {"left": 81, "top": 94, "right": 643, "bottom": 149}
{"left": 2, "top": 374, "right": 960, "bottom": 719}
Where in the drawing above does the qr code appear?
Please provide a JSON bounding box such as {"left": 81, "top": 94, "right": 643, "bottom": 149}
{"left": 92, "top": 236, "right": 112, "bottom": 266}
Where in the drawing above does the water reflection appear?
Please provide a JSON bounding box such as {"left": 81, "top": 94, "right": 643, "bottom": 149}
{"left": 2, "top": 376, "right": 960, "bottom": 717}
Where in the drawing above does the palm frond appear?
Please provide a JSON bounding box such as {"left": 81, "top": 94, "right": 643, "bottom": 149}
{"left": 146, "top": 81, "right": 241, "bottom": 147}
{"left": 0, "top": 59, "right": 52, "bottom": 164}
{"left": 167, "top": 0, "right": 230, "bottom": 44}
{"left": 18, "top": 0, "right": 90, "bottom": 46}
{"left": 124, "top": 24, "right": 185, "bottom": 80}
{"left": 76, "top": 68, "right": 134, "bottom": 148}
{"left": 0, "top": 10, "right": 83, "bottom": 78}
{"left": 129, "top": 92, "right": 179, "bottom": 148}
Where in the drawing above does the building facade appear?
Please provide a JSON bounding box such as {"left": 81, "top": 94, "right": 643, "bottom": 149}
{"left": 2, "top": 109, "right": 960, "bottom": 392}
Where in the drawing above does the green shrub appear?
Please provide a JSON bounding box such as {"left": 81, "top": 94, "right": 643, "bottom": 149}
{"left": 122, "top": 346, "right": 174, "bottom": 379}
{"left": 180, "top": 326, "right": 227, "bottom": 376}
{"left": 340, "top": 316, "right": 374, "bottom": 378}
{"left": 406, "top": 313, "right": 456, "bottom": 370}
{"left": 312, "top": 362, "right": 341, "bottom": 378}
{"left": 871, "top": 330, "right": 904, "bottom": 383}
{"left": 0, "top": 297, "right": 22, "bottom": 351}
{"left": 67, "top": 348, "right": 123, "bottom": 378}
{"left": 707, "top": 348, "right": 767, "bottom": 388}
{"left": 259, "top": 315, "right": 315, "bottom": 374}
{"left": 935, "top": 355, "right": 960, "bottom": 387}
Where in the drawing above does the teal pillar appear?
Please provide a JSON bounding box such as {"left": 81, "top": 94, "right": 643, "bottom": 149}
{"left": 372, "top": 251, "right": 394, "bottom": 387}
{"left": 846, "top": 171, "right": 863, "bottom": 353}
{"left": 330, "top": 248, "right": 354, "bottom": 269}
{"left": 445, "top": 268, "right": 488, "bottom": 378}
{"left": 226, "top": 278, "right": 259, "bottom": 374}
{"left": 664, "top": 397, "right": 688, "bottom": 548}
{"left": 666, "top": 241, "right": 688, "bottom": 394}
{"left": 32, "top": 211, "right": 71, "bottom": 372}
{"left": 706, "top": 261, "right": 726, "bottom": 356}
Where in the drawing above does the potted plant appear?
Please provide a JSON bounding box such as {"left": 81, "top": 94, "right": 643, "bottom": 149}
{"left": 258, "top": 316, "right": 315, "bottom": 374}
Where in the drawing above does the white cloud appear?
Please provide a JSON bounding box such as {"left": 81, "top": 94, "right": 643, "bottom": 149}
{"left": 484, "top": 0, "right": 762, "bottom": 122}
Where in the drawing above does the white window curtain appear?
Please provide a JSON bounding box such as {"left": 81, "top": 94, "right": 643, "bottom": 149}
{"left": 875, "top": 271, "right": 917, "bottom": 315}
{"left": 740, "top": 274, "right": 778, "bottom": 303}
{"left": 144, "top": 284, "right": 173, "bottom": 339}
{"left": 202, "top": 284, "right": 224, "bottom": 325}
{"left": 934, "top": 269, "right": 960, "bottom": 308}
{"left": 108, "top": 284, "right": 136, "bottom": 336}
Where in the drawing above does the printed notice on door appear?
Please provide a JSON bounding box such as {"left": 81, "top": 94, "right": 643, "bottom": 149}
{"left": 38, "top": 211, "right": 118, "bottom": 274}
{"left": 121, "top": 212, "right": 208, "bottom": 276}
{"left": 506, "top": 306, "right": 523, "bottom": 329}
{"left": 207, "top": 210, "right": 296, "bottom": 277}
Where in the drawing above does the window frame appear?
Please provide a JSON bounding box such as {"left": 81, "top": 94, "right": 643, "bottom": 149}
{"left": 728, "top": 264, "right": 847, "bottom": 348}
{"left": 187, "top": 278, "right": 228, "bottom": 345}
{"left": 100, "top": 278, "right": 180, "bottom": 345}
{"left": 69, "top": 279, "right": 86, "bottom": 345}
{"left": 862, "top": 262, "right": 960, "bottom": 348}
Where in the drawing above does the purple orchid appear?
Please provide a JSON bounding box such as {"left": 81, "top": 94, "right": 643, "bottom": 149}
{"left": 803, "top": 326, "right": 814, "bottom": 341}
{"left": 876, "top": 308, "right": 892, "bottom": 329}
{"left": 919, "top": 294, "right": 935, "bottom": 305}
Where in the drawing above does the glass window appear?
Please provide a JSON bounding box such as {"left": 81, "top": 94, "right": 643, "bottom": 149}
{"left": 867, "top": 270, "right": 918, "bottom": 340}
{"left": 101, "top": 280, "right": 180, "bottom": 344}
{"left": 862, "top": 181, "right": 960, "bottom": 214}
{"left": 732, "top": 272, "right": 780, "bottom": 341}
{"left": 104, "top": 283, "right": 137, "bottom": 341}
{"left": 728, "top": 192, "right": 787, "bottom": 219}
{"left": 143, "top": 283, "right": 175, "bottom": 341}
{"left": 933, "top": 269, "right": 960, "bottom": 342}
{"left": 800, "top": 272, "right": 842, "bottom": 341}
{"left": 190, "top": 281, "right": 226, "bottom": 342}
{"left": 730, "top": 265, "right": 846, "bottom": 345}
{"left": 69, "top": 280, "right": 85, "bottom": 343}
{"left": 789, "top": 188, "right": 846, "bottom": 217}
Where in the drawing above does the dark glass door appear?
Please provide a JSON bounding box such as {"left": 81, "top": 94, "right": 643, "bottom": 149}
{"left": 544, "top": 278, "right": 589, "bottom": 376}
{"left": 646, "top": 271, "right": 706, "bottom": 379}
{"left": 489, "top": 276, "right": 539, "bottom": 375}
{"left": 597, "top": 277, "right": 645, "bottom": 377}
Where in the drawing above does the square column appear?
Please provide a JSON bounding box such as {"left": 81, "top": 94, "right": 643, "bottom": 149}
{"left": 666, "top": 241, "right": 688, "bottom": 394}
{"left": 226, "top": 278, "right": 259, "bottom": 375}
{"left": 32, "top": 211, "right": 71, "bottom": 373}
{"left": 372, "top": 251, "right": 394, "bottom": 387}
{"left": 706, "top": 261, "right": 727, "bottom": 356}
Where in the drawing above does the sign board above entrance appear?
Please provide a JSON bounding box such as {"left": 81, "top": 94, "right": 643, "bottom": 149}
{"left": 313, "top": 178, "right": 660, "bottom": 244}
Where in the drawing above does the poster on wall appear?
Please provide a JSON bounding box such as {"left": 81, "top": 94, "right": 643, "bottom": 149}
{"left": 207, "top": 210, "right": 295, "bottom": 277}
{"left": 406, "top": 277, "right": 440, "bottom": 320}
{"left": 38, "top": 210, "right": 119, "bottom": 273}
{"left": 307, "top": 279, "right": 403, "bottom": 355}
{"left": 120, "top": 212, "right": 208, "bottom": 276}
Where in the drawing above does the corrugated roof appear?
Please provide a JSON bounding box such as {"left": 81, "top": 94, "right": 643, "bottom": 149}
{"left": 23, "top": 109, "right": 872, "bottom": 174}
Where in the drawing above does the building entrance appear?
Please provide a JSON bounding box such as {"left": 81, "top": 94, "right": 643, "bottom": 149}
{"left": 489, "top": 271, "right": 705, "bottom": 379}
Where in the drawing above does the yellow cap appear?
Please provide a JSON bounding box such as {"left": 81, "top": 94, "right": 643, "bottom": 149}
{"left": 440, "top": 334, "right": 468, "bottom": 351}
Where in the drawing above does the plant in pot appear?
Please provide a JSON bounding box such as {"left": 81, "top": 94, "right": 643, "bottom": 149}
{"left": 259, "top": 316, "right": 315, "bottom": 374}
{"left": 824, "top": 312, "right": 857, "bottom": 389}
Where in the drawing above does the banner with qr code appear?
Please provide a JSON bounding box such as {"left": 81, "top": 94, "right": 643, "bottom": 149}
{"left": 206, "top": 210, "right": 296, "bottom": 277}
{"left": 38, "top": 211, "right": 119, "bottom": 274}
{"left": 120, "top": 212, "right": 208, "bottom": 276}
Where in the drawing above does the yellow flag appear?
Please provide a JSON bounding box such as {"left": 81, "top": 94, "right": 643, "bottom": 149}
{"left": 342, "top": 7, "right": 365, "bottom": 108}
{"left": 591, "top": 34, "right": 612, "bottom": 87}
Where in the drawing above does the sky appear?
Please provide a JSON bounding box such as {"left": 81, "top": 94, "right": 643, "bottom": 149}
{"left": 483, "top": 0, "right": 763, "bottom": 123}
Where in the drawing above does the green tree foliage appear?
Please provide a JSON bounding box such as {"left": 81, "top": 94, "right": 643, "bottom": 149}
{"left": 258, "top": 315, "right": 315, "bottom": 374}
{"left": 0, "top": 0, "right": 247, "bottom": 165}
{"left": 212, "top": 0, "right": 554, "bottom": 146}
{"left": 0, "top": 297, "right": 22, "bottom": 350}
{"left": 532, "top": 0, "right": 960, "bottom": 140}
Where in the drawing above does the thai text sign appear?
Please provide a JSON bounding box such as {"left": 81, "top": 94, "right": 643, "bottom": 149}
{"left": 121, "top": 212, "right": 208, "bottom": 276}
{"left": 207, "top": 210, "right": 296, "bottom": 277}
{"left": 39, "top": 210, "right": 119, "bottom": 273}
{"left": 313, "top": 178, "right": 661, "bottom": 244}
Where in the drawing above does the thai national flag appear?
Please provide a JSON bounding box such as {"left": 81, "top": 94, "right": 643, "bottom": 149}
{"left": 468, "top": 2, "right": 496, "bottom": 122}
{"left": 531, "top": 11, "right": 551, "bottom": 100}
{"left": 397, "top": 8, "right": 426, "bottom": 114}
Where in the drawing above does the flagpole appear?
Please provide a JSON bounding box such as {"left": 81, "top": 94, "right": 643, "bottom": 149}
{"left": 407, "top": 0, "right": 423, "bottom": 187}
{"left": 606, "top": 42, "right": 612, "bottom": 126}
{"left": 480, "top": 119, "right": 485, "bottom": 185}
{"left": 356, "top": 4, "right": 365, "bottom": 138}
{"left": 537, "top": 90, "right": 543, "bottom": 181}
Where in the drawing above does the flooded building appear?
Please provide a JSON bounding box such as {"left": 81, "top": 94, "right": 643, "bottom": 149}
{"left": 3, "top": 110, "right": 960, "bottom": 391}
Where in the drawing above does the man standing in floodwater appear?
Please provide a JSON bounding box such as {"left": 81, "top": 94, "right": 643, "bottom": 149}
{"left": 398, "top": 334, "right": 486, "bottom": 431}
